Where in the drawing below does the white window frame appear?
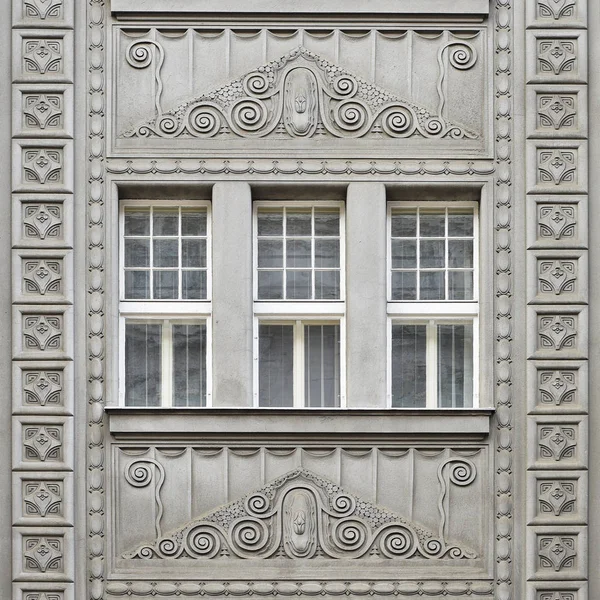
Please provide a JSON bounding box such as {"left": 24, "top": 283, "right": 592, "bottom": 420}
{"left": 386, "top": 201, "right": 479, "bottom": 408}
{"left": 118, "top": 199, "right": 212, "bottom": 407}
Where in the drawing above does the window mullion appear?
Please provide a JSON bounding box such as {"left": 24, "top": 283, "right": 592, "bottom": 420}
{"left": 426, "top": 320, "right": 438, "bottom": 408}
{"left": 294, "top": 320, "right": 304, "bottom": 408}
{"left": 162, "top": 319, "right": 173, "bottom": 407}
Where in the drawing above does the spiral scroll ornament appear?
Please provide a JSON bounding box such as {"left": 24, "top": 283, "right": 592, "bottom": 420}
{"left": 330, "top": 493, "right": 356, "bottom": 517}
{"left": 333, "top": 100, "right": 370, "bottom": 135}
{"left": 125, "top": 459, "right": 166, "bottom": 538}
{"left": 381, "top": 106, "right": 416, "bottom": 137}
{"left": 436, "top": 41, "right": 478, "bottom": 117}
{"left": 125, "top": 39, "right": 165, "bottom": 117}
{"left": 378, "top": 526, "right": 417, "bottom": 559}
{"left": 330, "top": 518, "right": 369, "bottom": 554}
{"left": 245, "top": 492, "right": 271, "bottom": 516}
{"left": 230, "top": 518, "right": 270, "bottom": 554}
{"left": 185, "top": 525, "right": 222, "bottom": 559}
{"left": 187, "top": 105, "right": 222, "bottom": 137}
{"left": 243, "top": 71, "right": 271, "bottom": 97}
{"left": 332, "top": 75, "right": 358, "bottom": 98}
{"left": 230, "top": 99, "right": 269, "bottom": 134}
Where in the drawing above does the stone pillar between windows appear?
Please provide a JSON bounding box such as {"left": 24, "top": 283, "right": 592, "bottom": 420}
{"left": 211, "top": 182, "right": 254, "bottom": 407}
{"left": 345, "top": 183, "right": 387, "bottom": 408}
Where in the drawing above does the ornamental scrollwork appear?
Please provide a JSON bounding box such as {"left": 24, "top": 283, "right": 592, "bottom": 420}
{"left": 125, "top": 459, "right": 166, "bottom": 538}
{"left": 538, "top": 205, "right": 576, "bottom": 240}
{"left": 538, "top": 260, "right": 577, "bottom": 295}
{"left": 538, "top": 94, "right": 576, "bottom": 130}
{"left": 22, "top": 315, "right": 62, "bottom": 351}
{"left": 23, "top": 0, "right": 63, "bottom": 20}
{"left": 23, "top": 204, "right": 63, "bottom": 240}
{"left": 123, "top": 47, "right": 476, "bottom": 141}
{"left": 537, "top": 0, "right": 577, "bottom": 21}
{"left": 538, "top": 315, "right": 577, "bottom": 351}
{"left": 538, "top": 150, "right": 577, "bottom": 186}
{"left": 538, "top": 535, "right": 577, "bottom": 571}
{"left": 537, "top": 40, "right": 577, "bottom": 76}
{"left": 24, "top": 481, "right": 63, "bottom": 517}
{"left": 538, "top": 480, "right": 576, "bottom": 516}
{"left": 23, "top": 536, "right": 63, "bottom": 573}
{"left": 23, "top": 259, "right": 62, "bottom": 295}
{"left": 23, "top": 39, "right": 63, "bottom": 75}
{"left": 538, "top": 370, "right": 577, "bottom": 406}
{"left": 23, "top": 426, "right": 62, "bottom": 462}
{"left": 23, "top": 149, "right": 63, "bottom": 185}
{"left": 23, "top": 93, "right": 63, "bottom": 130}
{"left": 538, "top": 425, "right": 577, "bottom": 462}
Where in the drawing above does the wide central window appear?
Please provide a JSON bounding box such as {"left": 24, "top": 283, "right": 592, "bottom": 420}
{"left": 254, "top": 202, "right": 345, "bottom": 408}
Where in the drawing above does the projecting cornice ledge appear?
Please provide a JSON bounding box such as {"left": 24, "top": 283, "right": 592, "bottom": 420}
{"left": 106, "top": 407, "right": 494, "bottom": 441}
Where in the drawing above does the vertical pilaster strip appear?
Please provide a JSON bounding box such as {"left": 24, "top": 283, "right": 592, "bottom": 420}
{"left": 11, "top": 0, "right": 75, "bottom": 599}
{"left": 526, "top": 1, "right": 588, "bottom": 599}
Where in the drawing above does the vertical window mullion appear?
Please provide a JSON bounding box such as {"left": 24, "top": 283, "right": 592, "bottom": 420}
{"left": 426, "top": 320, "right": 437, "bottom": 408}
{"left": 178, "top": 207, "right": 182, "bottom": 300}
{"left": 294, "top": 320, "right": 304, "bottom": 408}
{"left": 162, "top": 319, "right": 172, "bottom": 407}
{"left": 416, "top": 207, "right": 421, "bottom": 301}
{"left": 149, "top": 206, "right": 154, "bottom": 300}
{"left": 444, "top": 208, "right": 449, "bottom": 301}
{"left": 283, "top": 207, "right": 287, "bottom": 300}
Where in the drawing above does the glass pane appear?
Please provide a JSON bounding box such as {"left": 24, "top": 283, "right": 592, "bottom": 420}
{"left": 286, "top": 239, "right": 311, "bottom": 268}
{"left": 124, "top": 270, "right": 149, "bottom": 299}
{"left": 258, "top": 239, "right": 283, "bottom": 268}
{"left": 259, "top": 324, "right": 294, "bottom": 407}
{"left": 286, "top": 270, "right": 311, "bottom": 299}
{"left": 314, "top": 211, "right": 339, "bottom": 236}
{"left": 182, "top": 238, "right": 206, "bottom": 268}
{"left": 124, "top": 210, "right": 150, "bottom": 236}
{"left": 420, "top": 271, "right": 445, "bottom": 300}
{"left": 258, "top": 270, "right": 283, "bottom": 299}
{"left": 286, "top": 210, "right": 311, "bottom": 236}
{"left": 153, "top": 239, "right": 178, "bottom": 268}
{"left": 305, "top": 325, "right": 340, "bottom": 407}
{"left": 172, "top": 323, "right": 206, "bottom": 407}
{"left": 182, "top": 270, "right": 207, "bottom": 299}
{"left": 448, "top": 213, "right": 473, "bottom": 237}
{"left": 257, "top": 211, "right": 283, "bottom": 236}
{"left": 391, "top": 271, "right": 417, "bottom": 300}
{"left": 315, "top": 239, "right": 339, "bottom": 268}
{"left": 449, "top": 271, "right": 474, "bottom": 300}
{"left": 420, "top": 239, "right": 445, "bottom": 268}
{"left": 124, "top": 239, "right": 149, "bottom": 267}
{"left": 315, "top": 271, "right": 340, "bottom": 299}
{"left": 391, "top": 212, "right": 417, "bottom": 237}
{"left": 392, "top": 239, "right": 417, "bottom": 269}
{"left": 153, "top": 270, "right": 178, "bottom": 299}
{"left": 153, "top": 210, "right": 178, "bottom": 236}
{"left": 391, "top": 324, "right": 426, "bottom": 407}
{"left": 438, "top": 324, "right": 473, "bottom": 407}
{"left": 448, "top": 239, "right": 473, "bottom": 268}
{"left": 181, "top": 210, "right": 206, "bottom": 236}
{"left": 419, "top": 213, "right": 445, "bottom": 237}
{"left": 125, "top": 323, "right": 161, "bottom": 406}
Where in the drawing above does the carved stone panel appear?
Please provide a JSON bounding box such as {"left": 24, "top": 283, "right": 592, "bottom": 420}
{"left": 13, "top": 250, "right": 73, "bottom": 304}
{"left": 538, "top": 535, "right": 577, "bottom": 572}
{"left": 537, "top": 0, "right": 578, "bottom": 21}
{"left": 13, "top": 306, "right": 73, "bottom": 360}
{"left": 538, "top": 369, "right": 578, "bottom": 407}
{"left": 537, "top": 94, "right": 577, "bottom": 131}
{"left": 13, "top": 417, "right": 72, "bottom": 471}
{"left": 537, "top": 39, "right": 577, "bottom": 76}
{"left": 537, "top": 149, "right": 577, "bottom": 186}
{"left": 537, "top": 480, "right": 577, "bottom": 517}
{"left": 537, "top": 314, "right": 577, "bottom": 352}
{"left": 13, "top": 195, "right": 73, "bottom": 249}
{"left": 537, "top": 259, "right": 577, "bottom": 296}
{"left": 22, "top": 536, "right": 64, "bottom": 574}
{"left": 13, "top": 472, "right": 74, "bottom": 526}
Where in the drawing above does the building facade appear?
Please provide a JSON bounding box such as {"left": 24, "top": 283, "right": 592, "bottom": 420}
{"left": 1, "top": 1, "right": 599, "bottom": 599}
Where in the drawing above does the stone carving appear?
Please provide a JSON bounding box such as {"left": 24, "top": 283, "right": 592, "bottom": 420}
{"left": 436, "top": 42, "right": 478, "bottom": 116}
{"left": 538, "top": 315, "right": 577, "bottom": 351}
{"left": 23, "top": 370, "right": 63, "bottom": 406}
{"left": 124, "top": 469, "right": 476, "bottom": 561}
{"left": 23, "top": 0, "right": 63, "bottom": 20}
{"left": 23, "top": 39, "right": 63, "bottom": 75}
{"left": 125, "top": 39, "right": 165, "bottom": 116}
{"left": 538, "top": 425, "right": 577, "bottom": 462}
{"left": 23, "top": 93, "right": 63, "bottom": 130}
{"left": 539, "top": 593, "right": 576, "bottom": 600}
{"left": 123, "top": 46, "right": 476, "bottom": 141}
{"left": 538, "top": 260, "right": 577, "bottom": 295}
{"left": 538, "top": 150, "right": 577, "bottom": 186}
{"left": 25, "top": 593, "right": 63, "bottom": 600}
{"left": 23, "top": 259, "right": 62, "bottom": 295}
{"left": 538, "top": 205, "right": 576, "bottom": 240}
{"left": 23, "top": 315, "right": 62, "bottom": 351}
{"left": 537, "top": 0, "right": 577, "bottom": 20}
{"left": 24, "top": 481, "right": 63, "bottom": 517}
{"left": 23, "top": 425, "right": 62, "bottom": 461}
{"left": 537, "top": 40, "right": 577, "bottom": 75}
{"left": 538, "top": 535, "right": 577, "bottom": 571}
{"left": 125, "top": 459, "right": 165, "bottom": 538}
{"left": 538, "top": 480, "right": 576, "bottom": 516}
{"left": 23, "top": 149, "right": 63, "bottom": 185}
{"left": 538, "top": 94, "right": 576, "bottom": 130}
{"left": 538, "top": 370, "right": 577, "bottom": 406}
{"left": 23, "top": 536, "right": 63, "bottom": 572}
{"left": 23, "top": 204, "right": 63, "bottom": 240}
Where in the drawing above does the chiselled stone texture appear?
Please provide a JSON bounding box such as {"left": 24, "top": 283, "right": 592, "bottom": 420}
{"left": 537, "top": 94, "right": 577, "bottom": 131}
{"left": 23, "top": 481, "right": 63, "bottom": 518}
{"left": 537, "top": 0, "right": 577, "bottom": 21}
{"left": 22, "top": 148, "right": 63, "bottom": 185}
{"left": 538, "top": 370, "right": 577, "bottom": 406}
{"left": 23, "top": 425, "right": 63, "bottom": 463}
{"left": 22, "top": 39, "right": 63, "bottom": 76}
{"left": 537, "top": 259, "right": 577, "bottom": 296}
{"left": 23, "top": 536, "right": 64, "bottom": 573}
{"left": 22, "top": 93, "right": 63, "bottom": 130}
{"left": 537, "top": 149, "right": 577, "bottom": 186}
{"left": 537, "top": 425, "right": 578, "bottom": 463}
{"left": 537, "top": 39, "right": 577, "bottom": 76}
{"left": 537, "top": 480, "right": 577, "bottom": 517}
{"left": 538, "top": 204, "right": 577, "bottom": 241}
{"left": 538, "top": 535, "right": 577, "bottom": 572}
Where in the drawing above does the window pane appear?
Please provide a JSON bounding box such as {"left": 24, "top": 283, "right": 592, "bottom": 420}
{"left": 258, "top": 270, "right": 283, "bottom": 299}
{"left": 391, "top": 324, "right": 426, "bottom": 407}
{"left": 286, "top": 239, "right": 311, "bottom": 268}
{"left": 257, "top": 211, "right": 283, "bottom": 236}
{"left": 392, "top": 239, "right": 417, "bottom": 269}
{"left": 448, "top": 239, "right": 473, "bottom": 268}
{"left": 124, "top": 239, "right": 149, "bottom": 267}
{"left": 314, "top": 211, "right": 339, "bottom": 236}
{"left": 438, "top": 324, "right": 473, "bottom": 407}
{"left": 181, "top": 210, "right": 206, "bottom": 236}
{"left": 153, "top": 239, "right": 178, "bottom": 268}
{"left": 258, "top": 239, "right": 283, "bottom": 268}
{"left": 125, "top": 210, "right": 150, "bottom": 236}
{"left": 259, "top": 324, "right": 294, "bottom": 407}
{"left": 286, "top": 210, "right": 311, "bottom": 235}
{"left": 182, "top": 270, "right": 207, "bottom": 299}
{"left": 124, "top": 270, "right": 149, "bottom": 299}
{"left": 125, "top": 323, "right": 161, "bottom": 406}
{"left": 315, "top": 239, "right": 339, "bottom": 268}
{"left": 172, "top": 323, "right": 206, "bottom": 407}
{"left": 315, "top": 271, "right": 340, "bottom": 299}
{"left": 153, "top": 210, "right": 178, "bottom": 236}
{"left": 419, "top": 213, "right": 445, "bottom": 237}
{"left": 286, "top": 270, "right": 311, "bottom": 299}
{"left": 182, "top": 238, "right": 206, "bottom": 268}
{"left": 153, "top": 270, "right": 178, "bottom": 299}
{"left": 448, "top": 213, "right": 473, "bottom": 237}
{"left": 420, "top": 271, "right": 445, "bottom": 300}
{"left": 449, "top": 271, "right": 474, "bottom": 300}
{"left": 391, "top": 213, "right": 417, "bottom": 237}
{"left": 305, "top": 325, "right": 340, "bottom": 407}
{"left": 420, "top": 239, "right": 445, "bottom": 268}
{"left": 391, "top": 271, "right": 417, "bottom": 300}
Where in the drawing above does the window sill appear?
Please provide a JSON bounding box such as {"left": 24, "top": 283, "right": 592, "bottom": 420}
{"left": 106, "top": 407, "right": 494, "bottom": 441}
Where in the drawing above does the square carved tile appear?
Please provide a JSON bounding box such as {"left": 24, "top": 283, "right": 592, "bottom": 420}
{"left": 528, "top": 306, "right": 587, "bottom": 360}
{"left": 12, "top": 30, "right": 73, "bottom": 83}
{"left": 527, "top": 0, "right": 587, "bottom": 28}
{"left": 528, "top": 250, "right": 587, "bottom": 304}
{"left": 527, "top": 31, "right": 587, "bottom": 84}
{"left": 526, "top": 526, "right": 587, "bottom": 580}
{"left": 526, "top": 86, "right": 587, "bottom": 139}
{"left": 13, "top": 472, "right": 74, "bottom": 526}
{"left": 528, "top": 360, "right": 587, "bottom": 414}
{"left": 13, "top": 249, "right": 73, "bottom": 304}
{"left": 528, "top": 415, "right": 587, "bottom": 470}
{"left": 527, "top": 196, "right": 587, "bottom": 250}
{"left": 13, "top": 0, "right": 74, "bottom": 28}
{"left": 13, "top": 85, "right": 74, "bottom": 138}
{"left": 12, "top": 140, "right": 73, "bottom": 194}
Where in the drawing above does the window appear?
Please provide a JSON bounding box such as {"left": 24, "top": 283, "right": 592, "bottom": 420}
{"left": 254, "top": 202, "right": 345, "bottom": 408}
{"left": 388, "top": 203, "right": 478, "bottom": 408}
{"left": 119, "top": 201, "right": 211, "bottom": 407}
